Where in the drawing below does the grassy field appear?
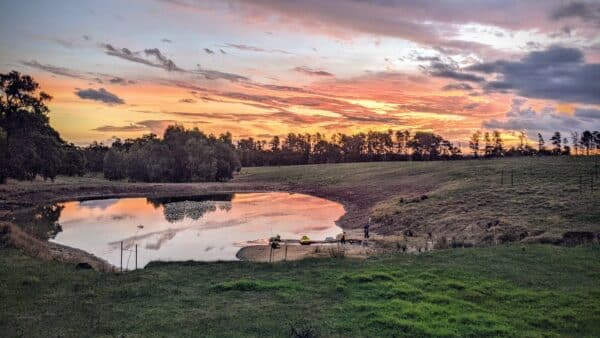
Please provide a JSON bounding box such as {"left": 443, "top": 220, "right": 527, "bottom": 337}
{"left": 236, "top": 157, "right": 600, "bottom": 243}
{"left": 1, "top": 245, "right": 599, "bottom": 337}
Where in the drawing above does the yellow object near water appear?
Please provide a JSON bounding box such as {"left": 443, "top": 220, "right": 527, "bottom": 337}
{"left": 300, "top": 235, "right": 311, "bottom": 245}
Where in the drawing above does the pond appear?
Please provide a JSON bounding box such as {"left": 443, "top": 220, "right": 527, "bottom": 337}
{"left": 17, "top": 192, "right": 345, "bottom": 268}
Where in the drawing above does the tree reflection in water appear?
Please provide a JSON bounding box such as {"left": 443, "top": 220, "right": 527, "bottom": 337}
{"left": 11, "top": 204, "right": 65, "bottom": 240}
{"left": 146, "top": 194, "right": 233, "bottom": 223}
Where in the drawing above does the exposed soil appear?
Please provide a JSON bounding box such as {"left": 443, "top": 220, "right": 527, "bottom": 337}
{"left": 236, "top": 243, "right": 373, "bottom": 262}
{"left": 0, "top": 222, "right": 114, "bottom": 272}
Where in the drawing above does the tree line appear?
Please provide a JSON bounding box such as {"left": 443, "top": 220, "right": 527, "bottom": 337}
{"left": 1, "top": 71, "right": 599, "bottom": 183}
{"left": 236, "top": 129, "right": 600, "bottom": 167}
{"left": 468, "top": 130, "right": 600, "bottom": 158}
{"left": 236, "top": 130, "right": 462, "bottom": 166}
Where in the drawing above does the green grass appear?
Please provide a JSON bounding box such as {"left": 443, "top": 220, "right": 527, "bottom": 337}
{"left": 2, "top": 245, "right": 599, "bottom": 337}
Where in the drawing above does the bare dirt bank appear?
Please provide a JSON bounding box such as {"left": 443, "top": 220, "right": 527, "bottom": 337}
{"left": 0, "top": 222, "right": 114, "bottom": 271}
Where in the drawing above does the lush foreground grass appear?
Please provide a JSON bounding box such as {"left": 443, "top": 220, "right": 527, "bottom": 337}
{"left": 1, "top": 245, "right": 599, "bottom": 337}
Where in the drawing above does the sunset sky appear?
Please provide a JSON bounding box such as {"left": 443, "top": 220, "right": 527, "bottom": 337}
{"left": 1, "top": 0, "right": 599, "bottom": 146}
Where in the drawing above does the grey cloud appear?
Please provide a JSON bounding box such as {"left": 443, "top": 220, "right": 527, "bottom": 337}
{"left": 415, "top": 56, "right": 441, "bottom": 62}
{"left": 469, "top": 46, "right": 600, "bottom": 104}
{"left": 483, "top": 98, "right": 600, "bottom": 138}
{"left": 75, "top": 88, "right": 125, "bottom": 105}
{"left": 178, "top": 98, "right": 197, "bottom": 103}
{"left": 102, "top": 43, "right": 249, "bottom": 82}
{"left": 422, "top": 61, "right": 485, "bottom": 82}
{"left": 214, "top": 0, "right": 566, "bottom": 54}
{"left": 293, "top": 66, "right": 334, "bottom": 77}
{"left": 441, "top": 82, "right": 474, "bottom": 91}
{"left": 102, "top": 44, "right": 182, "bottom": 72}
{"left": 575, "top": 107, "right": 600, "bottom": 118}
{"left": 204, "top": 48, "right": 215, "bottom": 54}
{"left": 194, "top": 65, "right": 249, "bottom": 82}
{"left": 144, "top": 48, "right": 181, "bottom": 71}
{"left": 224, "top": 43, "right": 291, "bottom": 54}
{"left": 21, "top": 60, "right": 85, "bottom": 79}
{"left": 551, "top": 1, "right": 600, "bottom": 23}
{"left": 93, "top": 120, "right": 177, "bottom": 134}
{"left": 93, "top": 124, "right": 147, "bottom": 132}
{"left": 108, "top": 77, "right": 135, "bottom": 85}
{"left": 53, "top": 38, "right": 76, "bottom": 48}
{"left": 162, "top": 38, "right": 173, "bottom": 43}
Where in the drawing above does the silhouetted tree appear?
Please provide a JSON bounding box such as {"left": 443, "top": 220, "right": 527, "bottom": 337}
{"left": 537, "top": 133, "right": 546, "bottom": 154}
{"left": 492, "top": 131, "right": 504, "bottom": 157}
{"left": 571, "top": 132, "right": 579, "bottom": 156}
{"left": 0, "top": 71, "right": 81, "bottom": 181}
{"left": 469, "top": 131, "right": 481, "bottom": 158}
{"left": 581, "top": 130, "right": 593, "bottom": 156}
{"left": 550, "top": 131, "right": 562, "bottom": 155}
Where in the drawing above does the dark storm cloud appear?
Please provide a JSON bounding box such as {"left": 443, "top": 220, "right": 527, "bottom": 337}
{"left": 21, "top": 60, "right": 85, "bottom": 79}
{"left": 75, "top": 88, "right": 125, "bottom": 105}
{"left": 441, "top": 82, "right": 474, "bottom": 91}
{"left": 293, "top": 66, "right": 334, "bottom": 77}
{"left": 468, "top": 46, "right": 600, "bottom": 104}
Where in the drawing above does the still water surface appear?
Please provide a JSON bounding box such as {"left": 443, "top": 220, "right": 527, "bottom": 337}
{"left": 46, "top": 192, "right": 344, "bottom": 268}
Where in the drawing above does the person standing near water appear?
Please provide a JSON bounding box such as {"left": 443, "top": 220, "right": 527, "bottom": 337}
{"left": 363, "top": 218, "right": 371, "bottom": 239}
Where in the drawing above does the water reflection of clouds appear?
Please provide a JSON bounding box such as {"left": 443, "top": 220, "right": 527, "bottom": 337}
{"left": 51, "top": 192, "right": 345, "bottom": 266}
